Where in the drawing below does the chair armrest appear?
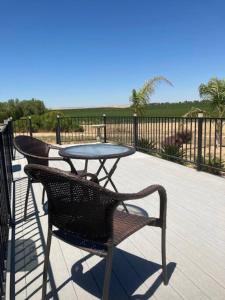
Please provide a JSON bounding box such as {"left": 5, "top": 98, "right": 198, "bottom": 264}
{"left": 48, "top": 144, "right": 62, "bottom": 150}
{"left": 46, "top": 156, "right": 65, "bottom": 161}
{"left": 114, "top": 184, "right": 167, "bottom": 228}
{"left": 115, "top": 184, "right": 166, "bottom": 201}
{"left": 14, "top": 147, "right": 72, "bottom": 165}
{"left": 22, "top": 151, "right": 64, "bottom": 161}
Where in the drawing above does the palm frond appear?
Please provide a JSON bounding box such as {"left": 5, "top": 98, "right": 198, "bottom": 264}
{"left": 138, "top": 76, "right": 173, "bottom": 103}
{"left": 129, "top": 76, "right": 173, "bottom": 115}
{"left": 199, "top": 78, "right": 225, "bottom": 117}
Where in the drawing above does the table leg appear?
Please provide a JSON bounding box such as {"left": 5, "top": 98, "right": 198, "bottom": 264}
{"left": 101, "top": 158, "right": 120, "bottom": 190}
{"left": 84, "top": 159, "right": 88, "bottom": 173}
{"left": 98, "top": 158, "right": 129, "bottom": 213}
{"left": 96, "top": 159, "right": 106, "bottom": 176}
{"left": 64, "top": 158, "right": 78, "bottom": 174}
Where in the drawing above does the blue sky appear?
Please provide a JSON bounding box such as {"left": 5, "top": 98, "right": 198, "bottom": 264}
{"left": 0, "top": 0, "right": 225, "bottom": 108}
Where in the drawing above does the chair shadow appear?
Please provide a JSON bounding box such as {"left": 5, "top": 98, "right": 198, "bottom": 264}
{"left": 47, "top": 250, "right": 176, "bottom": 299}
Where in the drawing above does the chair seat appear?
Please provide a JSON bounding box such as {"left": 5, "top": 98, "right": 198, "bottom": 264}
{"left": 113, "top": 210, "right": 154, "bottom": 245}
{"left": 52, "top": 210, "right": 155, "bottom": 257}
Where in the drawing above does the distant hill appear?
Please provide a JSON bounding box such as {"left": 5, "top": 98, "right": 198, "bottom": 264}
{"left": 51, "top": 100, "right": 214, "bottom": 117}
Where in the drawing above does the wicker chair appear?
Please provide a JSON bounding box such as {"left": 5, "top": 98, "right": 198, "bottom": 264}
{"left": 24, "top": 164, "right": 168, "bottom": 300}
{"left": 13, "top": 135, "right": 82, "bottom": 219}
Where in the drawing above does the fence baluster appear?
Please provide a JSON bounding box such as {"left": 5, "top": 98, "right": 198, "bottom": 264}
{"left": 56, "top": 115, "right": 61, "bottom": 145}
{"left": 103, "top": 114, "right": 107, "bottom": 143}
{"left": 197, "top": 116, "right": 203, "bottom": 170}
{"left": 28, "top": 116, "right": 33, "bottom": 137}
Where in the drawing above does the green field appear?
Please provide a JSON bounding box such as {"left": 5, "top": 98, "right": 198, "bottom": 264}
{"left": 52, "top": 101, "right": 213, "bottom": 117}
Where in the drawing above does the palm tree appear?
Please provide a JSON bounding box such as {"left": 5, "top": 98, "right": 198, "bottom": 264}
{"left": 199, "top": 78, "right": 225, "bottom": 146}
{"left": 129, "top": 76, "right": 173, "bottom": 115}
{"left": 199, "top": 78, "right": 225, "bottom": 118}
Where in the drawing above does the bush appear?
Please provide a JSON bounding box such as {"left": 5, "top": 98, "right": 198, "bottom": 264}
{"left": 30, "top": 111, "right": 58, "bottom": 132}
{"left": 163, "top": 130, "right": 192, "bottom": 146}
{"left": 136, "top": 138, "right": 156, "bottom": 152}
{"left": 201, "top": 158, "right": 224, "bottom": 175}
{"left": 0, "top": 98, "right": 47, "bottom": 122}
{"left": 177, "top": 130, "right": 192, "bottom": 144}
{"left": 60, "top": 118, "right": 84, "bottom": 133}
{"left": 160, "top": 143, "right": 185, "bottom": 163}
{"left": 14, "top": 119, "right": 28, "bottom": 133}
{"left": 14, "top": 112, "right": 85, "bottom": 133}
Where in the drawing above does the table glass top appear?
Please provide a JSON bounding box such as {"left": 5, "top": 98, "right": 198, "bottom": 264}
{"left": 59, "top": 143, "right": 135, "bottom": 159}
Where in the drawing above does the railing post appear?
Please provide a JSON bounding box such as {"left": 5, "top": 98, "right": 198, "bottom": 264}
{"left": 0, "top": 129, "right": 12, "bottom": 222}
{"left": 28, "top": 116, "right": 33, "bottom": 137}
{"left": 133, "top": 114, "right": 138, "bottom": 148}
{"left": 56, "top": 115, "right": 61, "bottom": 145}
{"left": 197, "top": 114, "right": 203, "bottom": 170}
{"left": 8, "top": 117, "right": 14, "bottom": 160}
{"left": 103, "top": 114, "right": 107, "bottom": 143}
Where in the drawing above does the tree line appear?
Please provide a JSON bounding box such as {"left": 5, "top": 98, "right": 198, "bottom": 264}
{"left": 0, "top": 98, "right": 46, "bottom": 122}
{"left": 0, "top": 98, "right": 83, "bottom": 132}
{"left": 0, "top": 98, "right": 65, "bottom": 132}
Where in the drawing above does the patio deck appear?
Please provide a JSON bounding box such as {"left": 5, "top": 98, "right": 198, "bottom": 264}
{"left": 7, "top": 147, "right": 225, "bottom": 300}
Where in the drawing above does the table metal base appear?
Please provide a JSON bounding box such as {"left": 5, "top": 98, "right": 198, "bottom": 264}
{"left": 84, "top": 158, "right": 129, "bottom": 213}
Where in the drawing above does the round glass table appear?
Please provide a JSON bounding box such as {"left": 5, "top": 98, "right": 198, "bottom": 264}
{"left": 59, "top": 143, "right": 135, "bottom": 160}
{"left": 59, "top": 143, "right": 136, "bottom": 212}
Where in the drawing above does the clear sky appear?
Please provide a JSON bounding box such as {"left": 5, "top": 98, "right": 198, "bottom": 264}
{"left": 0, "top": 0, "right": 225, "bottom": 108}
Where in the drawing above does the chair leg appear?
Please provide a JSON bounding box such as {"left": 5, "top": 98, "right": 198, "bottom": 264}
{"left": 121, "top": 201, "right": 129, "bottom": 213}
{"left": 161, "top": 226, "right": 167, "bottom": 285}
{"left": 42, "top": 187, "right": 45, "bottom": 205}
{"left": 102, "top": 246, "right": 114, "bottom": 300}
{"left": 24, "top": 178, "right": 31, "bottom": 220}
{"left": 42, "top": 228, "right": 52, "bottom": 300}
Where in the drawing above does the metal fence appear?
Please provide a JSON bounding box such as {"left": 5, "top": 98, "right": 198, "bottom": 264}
{"left": 0, "top": 119, "right": 13, "bottom": 299}
{"left": 57, "top": 116, "right": 105, "bottom": 144}
{"left": 13, "top": 115, "right": 225, "bottom": 173}
{"left": 136, "top": 117, "right": 225, "bottom": 172}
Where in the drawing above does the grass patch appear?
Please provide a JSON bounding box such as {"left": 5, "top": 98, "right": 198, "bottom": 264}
{"left": 51, "top": 101, "right": 213, "bottom": 117}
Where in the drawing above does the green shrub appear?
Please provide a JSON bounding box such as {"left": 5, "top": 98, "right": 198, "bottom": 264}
{"left": 0, "top": 98, "right": 47, "bottom": 122}
{"left": 201, "top": 158, "right": 224, "bottom": 175}
{"left": 60, "top": 119, "right": 84, "bottom": 133}
{"left": 161, "top": 144, "right": 185, "bottom": 163}
{"left": 136, "top": 138, "right": 156, "bottom": 152}
{"left": 14, "top": 119, "right": 28, "bottom": 133}
{"left": 31, "top": 111, "right": 58, "bottom": 132}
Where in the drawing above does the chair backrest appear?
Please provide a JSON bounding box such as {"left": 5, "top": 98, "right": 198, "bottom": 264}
{"left": 24, "top": 164, "right": 119, "bottom": 242}
{"left": 14, "top": 135, "right": 50, "bottom": 166}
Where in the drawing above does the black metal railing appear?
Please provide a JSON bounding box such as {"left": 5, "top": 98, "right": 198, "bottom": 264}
{"left": 0, "top": 119, "right": 13, "bottom": 299}
{"left": 57, "top": 116, "right": 104, "bottom": 144}
{"left": 13, "top": 115, "right": 225, "bottom": 173}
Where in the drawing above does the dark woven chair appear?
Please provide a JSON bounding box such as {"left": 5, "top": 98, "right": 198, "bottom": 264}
{"left": 13, "top": 135, "right": 83, "bottom": 219}
{"left": 24, "top": 164, "right": 168, "bottom": 300}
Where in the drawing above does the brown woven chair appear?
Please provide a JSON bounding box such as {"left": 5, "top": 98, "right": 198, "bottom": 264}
{"left": 24, "top": 164, "right": 168, "bottom": 300}
{"left": 13, "top": 135, "right": 83, "bottom": 219}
